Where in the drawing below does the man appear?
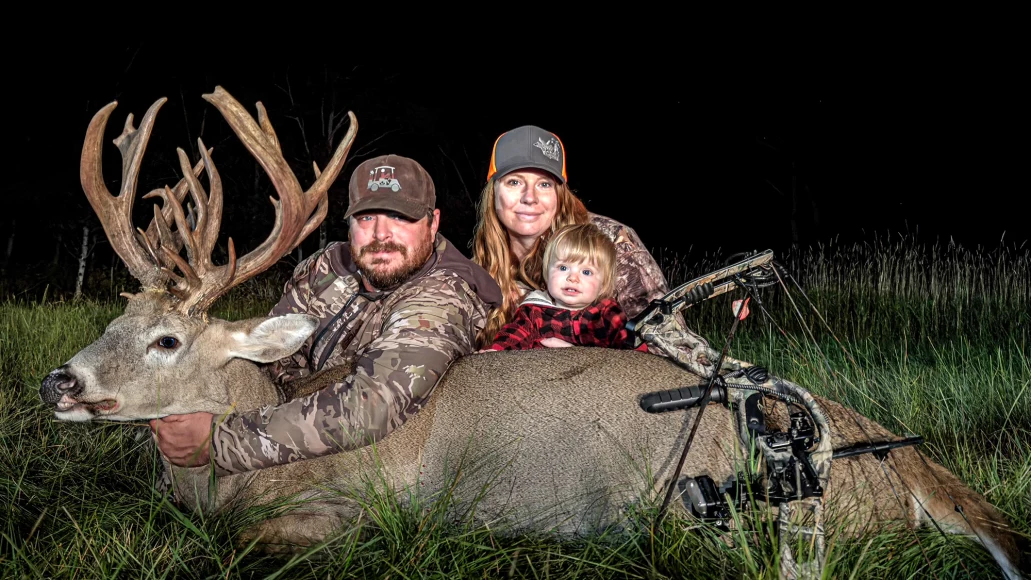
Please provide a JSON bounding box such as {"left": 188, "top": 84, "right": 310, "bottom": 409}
{"left": 151, "top": 154, "right": 503, "bottom": 475}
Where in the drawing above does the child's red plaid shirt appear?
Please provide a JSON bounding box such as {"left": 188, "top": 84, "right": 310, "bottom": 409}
{"left": 489, "top": 291, "right": 648, "bottom": 351}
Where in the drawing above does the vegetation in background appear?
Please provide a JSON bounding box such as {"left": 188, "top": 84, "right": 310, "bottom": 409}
{"left": 2, "top": 236, "right": 1028, "bottom": 578}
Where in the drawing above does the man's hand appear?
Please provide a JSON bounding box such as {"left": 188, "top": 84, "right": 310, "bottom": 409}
{"left": 149, "top": 412, "right": 215, "bottom": 467}
{"left": 539, "top": 337, "right": 573, "bottom": 348}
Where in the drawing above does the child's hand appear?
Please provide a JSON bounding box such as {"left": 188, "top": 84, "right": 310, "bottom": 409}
{"left": 539, "top": 337, "right": 572, "bottom": 348}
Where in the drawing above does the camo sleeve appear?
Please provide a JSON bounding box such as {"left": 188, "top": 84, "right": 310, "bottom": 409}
{"left": 590, "top": 214, "right": 670, "bottom": 319}
{"left": 209, "top": 277, "right": 482, "bottom": 476}
{"left": 263, "top": 253, "right": 324, "bottom": 388}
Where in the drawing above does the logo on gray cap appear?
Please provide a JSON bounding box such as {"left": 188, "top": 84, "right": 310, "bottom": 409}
{"left": 534, "top": 137, "right": 561, "bottom": 161}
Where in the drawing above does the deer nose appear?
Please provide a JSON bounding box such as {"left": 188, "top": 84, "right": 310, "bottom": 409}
{"left": 40, "top": 367, "right": 81, "bottom": 405}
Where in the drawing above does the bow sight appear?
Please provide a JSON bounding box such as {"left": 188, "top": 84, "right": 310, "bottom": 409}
{"left": 647, "top": 377, "right": 825, "bottom": 529}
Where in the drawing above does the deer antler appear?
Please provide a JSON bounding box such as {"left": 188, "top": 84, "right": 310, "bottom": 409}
{"left": 81, "top": 98, "right": 210, "bottom": 289}
{"left": 81, "top": 99, "right": 169, "bottom": 288}
{"left": 81, "top": 86, "right": 358, "bottom": 316}
{"left": 143, "top": 150, "right": 210, "bottom": 257}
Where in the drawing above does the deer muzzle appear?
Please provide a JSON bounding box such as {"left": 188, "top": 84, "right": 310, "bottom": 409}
{"left": 40, "top": 366, "right": 121, "bottom": 419}
{"left": 40, "top": 367, "right": 81, "bottom": 406}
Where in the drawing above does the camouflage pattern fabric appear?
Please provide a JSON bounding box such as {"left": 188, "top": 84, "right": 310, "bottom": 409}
{"left": 588, "top": 213, "right": 667, "bottom": 320}
{"left": 210, "top": 234, "right": 498, "bottom": 476}
{"left": 588, "top": 213, "right": 711, "bottom": 354}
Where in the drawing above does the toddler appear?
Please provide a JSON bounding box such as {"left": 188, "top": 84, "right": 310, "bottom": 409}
{"left": 487, "top": 223, "right": 647, "bottom": 352}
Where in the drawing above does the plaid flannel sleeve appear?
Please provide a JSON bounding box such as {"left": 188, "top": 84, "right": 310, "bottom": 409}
{"left": 489, "top": 305, "right": 540, "bottom": 350}
{"left": 594, "top": 299, "right": 645, "bottom": 350}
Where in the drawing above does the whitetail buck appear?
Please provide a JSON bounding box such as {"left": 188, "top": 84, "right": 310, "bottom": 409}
{"left": 40, "top": 87, "right": 1025, "bottom": 579}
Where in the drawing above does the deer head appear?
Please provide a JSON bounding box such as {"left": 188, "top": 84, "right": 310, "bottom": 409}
{"left": 40, "top": 86, "right": 357, "bottom": 421}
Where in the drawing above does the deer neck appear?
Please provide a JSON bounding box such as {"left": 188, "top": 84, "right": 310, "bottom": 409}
{"left": 204, "top": 358, "right": 281, "bottom": 414}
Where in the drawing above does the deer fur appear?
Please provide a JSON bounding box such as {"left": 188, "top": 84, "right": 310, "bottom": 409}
{"left": 40, "top": 291, "right": 1026, "bottom": 578}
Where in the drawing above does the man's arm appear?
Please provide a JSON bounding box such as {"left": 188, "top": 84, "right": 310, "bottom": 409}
{"left": 209, "top": 279, "right": 481, "bottom": 476}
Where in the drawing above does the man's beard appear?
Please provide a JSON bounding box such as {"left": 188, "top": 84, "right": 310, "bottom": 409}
{"left": 352, "top": 234, "right": 434, "bottom": 290}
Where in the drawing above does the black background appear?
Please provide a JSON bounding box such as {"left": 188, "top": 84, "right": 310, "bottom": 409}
{"left": 4, "top": 43, "right": 1027, "bottom": 287}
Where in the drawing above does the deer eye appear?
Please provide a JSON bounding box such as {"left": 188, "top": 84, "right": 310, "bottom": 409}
{"left": 156, "top": 336, "right": 179, "bottom": 349}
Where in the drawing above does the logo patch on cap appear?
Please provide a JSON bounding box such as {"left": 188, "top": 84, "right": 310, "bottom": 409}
{"left": 367, "top": 165, "right": 403, "bottom": 192}
{"left": 534, "top": 137, "right": 561, "bottom": 161}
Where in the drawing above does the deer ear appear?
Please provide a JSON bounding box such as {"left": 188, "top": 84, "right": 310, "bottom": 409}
{"left": 225, "top": 314, "right": 318, "bottom": 363}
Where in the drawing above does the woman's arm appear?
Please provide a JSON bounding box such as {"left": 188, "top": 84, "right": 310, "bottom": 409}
{"left": 590, "top": 215, "right": 670, "bottom": 319}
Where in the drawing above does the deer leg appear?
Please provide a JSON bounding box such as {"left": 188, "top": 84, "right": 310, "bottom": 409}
{"left": 237, "top": 512, "right": 349, "bottom": 554}
{"left": 885, "top": 448, "right": 1026, "bottom": 580}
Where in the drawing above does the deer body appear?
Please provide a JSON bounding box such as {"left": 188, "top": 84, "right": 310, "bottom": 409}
{"left": 45, "top": 305, "right": 1025, "bottom": 579}
{"left": 39, "top": 87, "right": 1025, "bottom": 578}
{"left": 162, "top": 342, "right": 1024, "bottom": 578}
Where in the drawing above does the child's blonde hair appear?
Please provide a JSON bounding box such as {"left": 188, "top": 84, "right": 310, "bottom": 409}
{"left": 542, "top": 223, "right": 618, "bottom": 301}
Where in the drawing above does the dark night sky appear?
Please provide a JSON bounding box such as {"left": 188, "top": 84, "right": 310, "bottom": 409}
{"left": 4, "top": 43, "right": 1028, "bottom": 285}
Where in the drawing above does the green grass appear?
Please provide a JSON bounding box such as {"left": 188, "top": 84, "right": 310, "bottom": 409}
{"left": 2, "top": 237, "right": 1029, "bottom": 578}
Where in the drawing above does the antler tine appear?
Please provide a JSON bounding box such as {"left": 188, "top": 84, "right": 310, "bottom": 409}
{"left": 307, "top": 111, "right": 358, "bottom": 202}
{"left": 136, "top": 141, "right": 232, "bottom": 314}
{"left": 80, "top": 99, "right": 170, "bottom": 289}
{"left": 170, "top": 140, "right": 233, "bottom": 298}
{"left": 175, "top": 147, "right": 209, "bottom": 261}
{"left": 292, "top": 112, "right": 358, "bottom": 250}
{"left": 142, "top": 152, "right": 209, "bottom": 254}
{"left": 167, "top": 86, "right": 356, "bottom": 316}
{"left": 144, "top": 191, "right": 180, "bottom": 257}
{"left": 196, "top": 142, "right": 225, "bottom": 272}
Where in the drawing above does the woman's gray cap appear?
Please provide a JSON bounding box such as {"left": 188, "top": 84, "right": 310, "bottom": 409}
{"left": 487, "top": 125, "right": 567, "bottom": 184}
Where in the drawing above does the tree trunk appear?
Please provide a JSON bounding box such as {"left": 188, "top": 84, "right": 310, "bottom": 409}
{"left": 52, "top": 231, "right": 62, "bottom": 266}
{"left": 790, "top": 161, "right": 799, "bottom": 250}
{"left": 1, "top": 218, "right": 13, "bottom": 275}
{"left": 74, "top": 225, "right": 89, "bottom": 300}
{"left": 110, "top": 253, "right": 117, "bottom": 297}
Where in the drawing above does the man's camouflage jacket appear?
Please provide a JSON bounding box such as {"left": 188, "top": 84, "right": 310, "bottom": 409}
{"left": 210, "top": 234, "right": 502, "bottom": 476}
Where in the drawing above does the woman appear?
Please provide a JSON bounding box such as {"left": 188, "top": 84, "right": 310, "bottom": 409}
{"left": 471, "top": 125, "right": 675, "bottom": 347}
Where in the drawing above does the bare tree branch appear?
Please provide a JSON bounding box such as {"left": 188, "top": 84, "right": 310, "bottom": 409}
{"left": 756, "top": 135, "right": 786, "bottom": 153}
{"left": 440, "top": 144, "right": 475, "bottom": 206}
{"left": 765, "top": 179, "right": 786, "bottom": 197}
{"left": 288, "top": 116, "right": 311, "bottom": 158}
{"left": 350, "top": 130, "right": 398, "bottom": 162}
